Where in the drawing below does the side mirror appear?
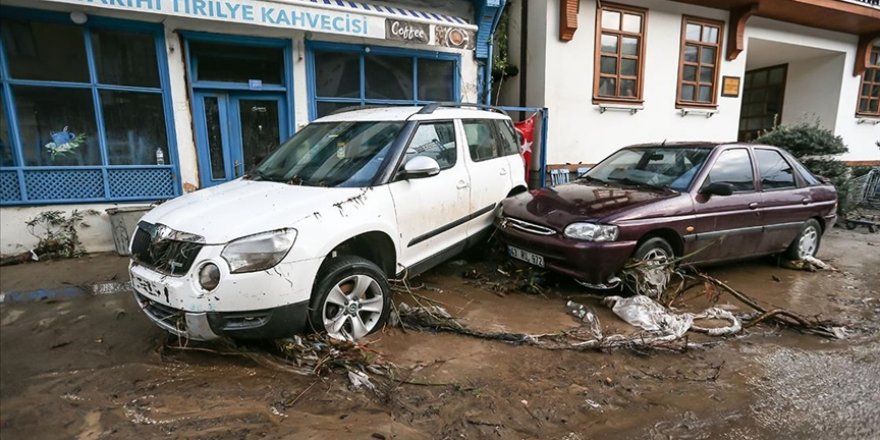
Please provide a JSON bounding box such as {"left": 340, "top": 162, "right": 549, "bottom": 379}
{"left": 403, "top": 156, "right": 441, "bottom": 179}
{"left": 700, "top": 182, "right": 734, "bottom": 197}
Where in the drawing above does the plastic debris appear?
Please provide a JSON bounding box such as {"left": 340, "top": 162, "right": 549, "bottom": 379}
{"left": 603, "top": 295, "right": 694, "bottom": 338}
{"left": 566, "top": 301, "right": 603, "bottom": 339}
{"left": 347, "top": 370, "right": 376, "bottom": 391}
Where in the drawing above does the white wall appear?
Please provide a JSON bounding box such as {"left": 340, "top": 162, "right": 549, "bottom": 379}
{"left": 780, "top": 54, "right": 846, "bottom": 131}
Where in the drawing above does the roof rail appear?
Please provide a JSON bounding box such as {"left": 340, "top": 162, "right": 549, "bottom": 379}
{"left": 416, "top": 102, "right": 509, "bottom": 116}
{"left": 328, "top": 104, "right": 393, "bottom": 116}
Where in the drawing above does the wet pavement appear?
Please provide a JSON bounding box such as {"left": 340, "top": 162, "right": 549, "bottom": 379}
{"left": 0, "top": 228, "right": 878, "bottom": 439}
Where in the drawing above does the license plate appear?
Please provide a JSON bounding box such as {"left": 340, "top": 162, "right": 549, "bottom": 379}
{"left": 508, "top": 246, "right": 545, "bottom": 268}
{"left": 131, "top": 273, "right": 165, "bottom": 300}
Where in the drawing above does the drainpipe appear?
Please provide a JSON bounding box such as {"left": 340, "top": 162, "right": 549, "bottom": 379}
{"left": 519, "top": 0, "right": 528, "bottom": 107}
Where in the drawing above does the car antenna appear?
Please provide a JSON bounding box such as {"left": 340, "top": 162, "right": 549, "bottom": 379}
{"left": 660, "top": 138, "right": 667, "bottom": 146}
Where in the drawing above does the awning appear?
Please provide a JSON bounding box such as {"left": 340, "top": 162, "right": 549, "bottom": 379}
{"left": 32, "top": 0, "right": 478, "bottom": 49}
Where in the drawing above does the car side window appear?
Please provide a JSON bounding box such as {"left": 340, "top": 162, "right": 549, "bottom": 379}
{"left": 494, "top": 120, "right": 521, "bottom": 156}
{"left": 463, "top": 119, "right": 501, "bottom": 162}
{"left": 755, "top": 149, "right": 797, "bottom": 190}
{"left": 704, "top": 149, "right": 755, "bottom": 192}
{"left": 404, "top": 122, "right": 457, "bottom": 170}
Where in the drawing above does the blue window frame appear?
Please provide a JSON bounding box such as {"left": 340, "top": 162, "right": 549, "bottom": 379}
{"left": 306, "top": 41, "right": 461, "bottom": 120}
{"left": 0, "top": 7, "right": 180, "bottom": 205}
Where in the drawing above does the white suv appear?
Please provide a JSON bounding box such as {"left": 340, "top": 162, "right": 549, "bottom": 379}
{"left": 130, "top": 104, "right": 527, "bottom": 341}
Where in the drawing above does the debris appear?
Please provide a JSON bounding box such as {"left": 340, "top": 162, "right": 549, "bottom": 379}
{"left": 565, "top": 301, "right": 602, "bottom": 339}
{"left": 347, "top": 370, "right": 376, "bottom": 391}
{"left": 603, "top": 295, "right": 694, "bottom": 338}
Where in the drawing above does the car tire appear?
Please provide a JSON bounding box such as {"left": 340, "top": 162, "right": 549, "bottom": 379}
{"left": 625, "top": 237, "right": 674, "bottom": 295}
{"left": 784, "top": 219, "right": 822, "bottom": 260}
{"left": 308, "top": 255, "right": 391, "bottom": 341}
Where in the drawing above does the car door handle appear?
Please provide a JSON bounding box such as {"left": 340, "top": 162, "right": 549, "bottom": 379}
{"left": 748, "top": 202, "right": 759, "bottom": 210}
{"left": 456, "top": 180, "right": 469, "bottom": 189}
{"left": 802, "top": 197, "right": 812, "bottom": 205}
{"left": 499, "top": 168, "right": 508, "bottom": 176}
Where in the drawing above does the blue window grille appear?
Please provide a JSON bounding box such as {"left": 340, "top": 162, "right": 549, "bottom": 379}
{"left": 306, "top": 41, "right": 461, "bottom": 120}
{"left": 0, "top": 7, "right": 180, "bottom": 206}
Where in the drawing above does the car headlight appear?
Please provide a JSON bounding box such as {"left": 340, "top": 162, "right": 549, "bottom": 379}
{"left": 221, "top": 228, "right": 297, "bottom": 273}
{"left": 563, "top": 222, "right": 619, "bottom": 242}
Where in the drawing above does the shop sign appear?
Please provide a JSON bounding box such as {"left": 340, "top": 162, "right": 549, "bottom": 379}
{"left": 721, "top": 76, "right": 741, "bottom": 97}
{"left": 385, "top": 19, "right": 429, "bottom": 44}
{"left": 40, "top": 0, "right": 385, "bottom": 39}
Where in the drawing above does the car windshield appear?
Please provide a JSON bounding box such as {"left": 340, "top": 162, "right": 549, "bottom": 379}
{"left": 249, "top": 121, "right": 404, "bottom": 187}
{"left": 584, "top": 147, "right": 712, "bottom": 192}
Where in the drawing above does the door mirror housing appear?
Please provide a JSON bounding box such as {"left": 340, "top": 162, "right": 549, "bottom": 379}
{"left": 700, "top": 182, "right": 734, "bottom": 197}
{"left": 403, "top": 156, "right": 441, "bottom": 179}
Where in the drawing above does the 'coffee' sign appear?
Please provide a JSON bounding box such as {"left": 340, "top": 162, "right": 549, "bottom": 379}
{"left": 385, "top": 20, "right": 429, "bottom": 44}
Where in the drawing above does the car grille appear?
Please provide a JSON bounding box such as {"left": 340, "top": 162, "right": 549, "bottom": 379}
{"left": 135, "top": 292, "right": 186, "bottom": 334}
{"left": 131, "top": 223, "right": 204, "bottom": 276}
{"left": 502, "top": 217, "right": 557, "bottom": 236}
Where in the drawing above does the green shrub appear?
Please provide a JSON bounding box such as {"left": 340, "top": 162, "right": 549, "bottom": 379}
{"left": 755, "top": 123, "right": 851, "bottom": 213}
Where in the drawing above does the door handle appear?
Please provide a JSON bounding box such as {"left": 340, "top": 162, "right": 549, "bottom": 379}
{"left": 233, "top": 160, "right": 242, "bottom": 177}
{"left": 748, "top": 202, "right": 759, "bottom": 210}
{"left": 456, "top": 180, "right": 469, "bottom": 190}
{"left": 499, "top": 168, "right": 508, "bottom": 176}
{"left": 802, "top": 197, "right": 812, "bottom": 205}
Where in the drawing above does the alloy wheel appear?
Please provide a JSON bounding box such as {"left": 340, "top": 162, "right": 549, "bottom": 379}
{"left": 798, "top": 225, "right": 819, "bottom": 258}
{"left": 322, "top": 274, "right": 385, "bottom": 340}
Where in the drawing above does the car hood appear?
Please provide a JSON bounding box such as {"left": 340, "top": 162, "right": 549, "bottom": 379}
{"left": 501, "top": 182, "right": 682, "bottom": 229}
{"left": 141, "top": 179, "right": 368, "bottom": 244}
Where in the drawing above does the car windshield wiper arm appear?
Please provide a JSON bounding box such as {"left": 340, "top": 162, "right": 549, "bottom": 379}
{"left": 580, "top": 175, "right": 607, "bottom": 184}
{"left": 607, "top": 176, "right": 664, "bottom": 190}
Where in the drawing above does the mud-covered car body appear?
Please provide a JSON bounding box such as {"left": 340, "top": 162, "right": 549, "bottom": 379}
{"left": 496, "top": 142, "right": 837, "bottom": 286}
{"left": 130, "top": 105, "right": 527, "bottom": 340}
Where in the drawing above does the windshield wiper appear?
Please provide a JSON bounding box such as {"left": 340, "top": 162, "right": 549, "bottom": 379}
{"left": 607, "top": 176, "right": 665, "bottom": 190}
{"left": 580, "top": 175, "right": 607, "bottom": 184}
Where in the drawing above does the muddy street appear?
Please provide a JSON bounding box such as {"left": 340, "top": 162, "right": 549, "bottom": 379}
{"left": 1, "top": 228, "right": 879, "bottom": 440}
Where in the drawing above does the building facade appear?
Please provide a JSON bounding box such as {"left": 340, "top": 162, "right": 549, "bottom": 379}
{"left": 0, "top": 0, "right": 505, "bottom": 255}
{"left": 500, "top": 0, "right": 880, "bottom": 169}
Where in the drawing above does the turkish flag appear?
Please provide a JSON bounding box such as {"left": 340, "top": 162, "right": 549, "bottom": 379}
{"left": 514, "top": 115, "right": 536, "bottom": 182}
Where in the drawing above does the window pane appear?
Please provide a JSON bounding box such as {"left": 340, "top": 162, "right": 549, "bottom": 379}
{"left": 191, "top": 41, "right": 283, "bottom": 84}
{"left": 684, "top": 45, "right": 698, "bottom": 63}
{"left": 620, "top": 79, "right": 636, "bottom": 97}
{"left": 102, "top": 91, "right": 168, "bottom": 165}
{"left": 365, "top": 55, "right": 413, "bottom": 100}
{"left": 681, "top": 84, "right": 695, "bottom": 101}
{"left": 871, "top": 99, "right": 879, "bottom": 113}
{"left": 601, "top": 34, "right": 618, "bottom": 54}
{"left": 314, "top": 51, "right": 360, "bottom": 99}
{"left": 602, "top": 10, "right": 621, "bottom": 30}
{"left": 0, "top": 95, "right": 13, "bottom": 167}
{"left": 495, "top": 120, "right": 520, "bottom": 156}
{"left": 406, "top": 122, "right": 457, "bottom": 169}
{"left": 701, "top": 47, "right": 716, "bottom": 65}
{"left": 203, "top": 97, "right": 226, "bottom": 180}
{"left": 700, "top": 66, "right": 714, "bottom": 83}
{"left": 871, "top": 49, "right": 879, "bottom": 66}
{"left": 621, "top": 37, "right": 639, "bottom": 56}
{"left": 752, "top": 70, "right": 768, "bottom": 87}
{"left": 768, "top": 67, "right": 785, "bottom": 84}
{"left": 686, "top": 23, "right": 701, "bottom": 41}
{"left": 706, "top": 149, "right": 754, "bottom": 192}
{"left": 463, "top": 120, "right": 499, "bottom": 162}
{"left": 1, "top": 20, "right": 89, "bottom": 83}
{"left": 755, "top": 149, "right": 795, "bottom": 189}
{"left": 702, "top": 26, "right": 719, "bottom": 44}
{"left": 600, "top": 56, "right": 617, "bottom": 74}
{"left": 599, "top": 77, "right": 616, "bottom": 97}
{"left": 621, "top": 58, "right": 637, "bottom": 76}
{"left": 699, "top": 85, "right": 712, "bottom": 102}
{"left": 239, "top": 99, "right": 280, "bottom": 170}
{"left": 13, "top": 86, "right": 99, "bottom": 166}
{"left": 418, "top": 59, "right": 454, "bottom": 101}
{"left": 316, "top": 101, "right": 358, "bottom": 118}
{"left": 92, "top": 28, "right": 159, "bottom": 87}
{"left": 683, "top": 65, "right": 697, "bottom": 81}
{"left": 875, "top": 85, "right": 880, "bottom": 98}
{"left": 622, "top": 14, "right": 642, "bottom": 33}
{"left": 859, "top": 99, "right": 869, "bottom": 113}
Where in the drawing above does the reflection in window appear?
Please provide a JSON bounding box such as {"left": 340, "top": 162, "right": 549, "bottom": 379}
{"left": 101, "top": 91, "right": 168, "bottom": 165}
{"left": 204, "top": 97, "right": 226, "bottom": 180}
{"left": 92, "top": 28, "right": 160, "bottom": 87}
{"left": 311, "top": 46, "right": 458, "bottom": 118}
{"left": 405, "top": 122, "right": 456, "bottom": 170}
{"left": 1, "top": 95, "right": 13, "bottom": 167}
{"left": 1, "top": 20, "right": 89, "bottom": 83}
{"left": 191, "top": 41, "right": 283, "bottom": 84}
{"left": 706, "top": 149, "right": 754, "bottom": 192}
{"left": 13, "top": 86, "right": 100, "bottom": 167}
{"left": 755, "top": 149, "right": 795, "bottom": 190}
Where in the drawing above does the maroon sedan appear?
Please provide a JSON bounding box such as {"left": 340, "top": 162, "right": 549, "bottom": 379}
{"left": 496, "top": 142, "right": 837, "bottom": 289}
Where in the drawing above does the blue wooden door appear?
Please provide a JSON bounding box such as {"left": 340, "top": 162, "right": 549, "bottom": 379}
{"left": 194, "top": 91, "right": 287, "bottom": 187}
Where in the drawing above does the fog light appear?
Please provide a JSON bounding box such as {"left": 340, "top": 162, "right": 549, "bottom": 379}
{"left": 198, "top": 263, "right": 221, "bottom": 291}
